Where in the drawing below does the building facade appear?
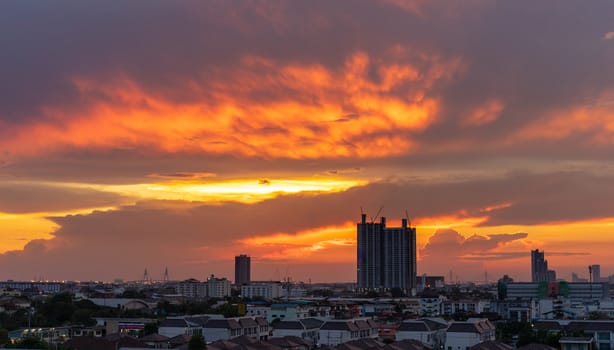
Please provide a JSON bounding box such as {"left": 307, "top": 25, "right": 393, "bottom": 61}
{"left": 357, "top": 214, "right": 416, "bottom": 293}
{"left": 531, "top": 249, "right": 549, "bottom": 283}
{"left": 235, "top": 254, "right": 251, "bottom": 286}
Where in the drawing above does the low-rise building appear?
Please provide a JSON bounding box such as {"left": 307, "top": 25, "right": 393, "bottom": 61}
{"left": 397, "top": 318, "right": 447, "bottom": 349}
{"left": 242, "top": 282, "right": 283, "bottom": 300}
{"left": 318, "top": 319, "right": 378, "bottom": 346}
{"left": 445, "top": 318, "right": 495, "bottom": 350}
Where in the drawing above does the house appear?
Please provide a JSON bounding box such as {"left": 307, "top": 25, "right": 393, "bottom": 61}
{"left": 319, "top": 319, "right": 378, "bottom": 346}
{"left": 202, "top": 319, "right": 243, "bottom": 341}
{"left": 397, "top": 319, "right": 447, "bottom": 349}
{"left": 272, "top": 318, "right": 324, "bottom": 345}
{"left": 158, "top": 318, "right": 202, "bottom": 338}
{"left": 445, "top": 319, "right": 495, "bottom": 350}
{"left": 559, "top": 337, "right": 594, "bottom": 350}
{"left": 468, "top": 340, "right": 512, "bottom": 350}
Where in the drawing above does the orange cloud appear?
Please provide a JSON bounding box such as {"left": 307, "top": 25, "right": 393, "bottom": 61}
{"left": 236, "top": 222, "right": 356, "bottom": 263}
{"left": 461, "top": 99, "right": 504, "bottom": 126}
{"left": 511, "top": 90, "right": 614, "bottom": 143}
{"left": 2, "top": 51, "right": 464, "bottom": 160}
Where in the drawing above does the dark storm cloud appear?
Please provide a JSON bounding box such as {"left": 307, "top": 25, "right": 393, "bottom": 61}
{"left": 2, "top": 1, "right": 613, "bottom": 146}
{"left": 0, "top": 182, "right": 124, "bottom": 214}
{"left": 1, "top": 169, "right": 613, "bottom": 280}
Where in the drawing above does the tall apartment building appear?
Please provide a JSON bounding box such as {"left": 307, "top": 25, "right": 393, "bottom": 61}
{"left": 531, "top": 249, "right": 549, "bottom": 282}
{"left": 235, "top": 254, "right": 251, "bottom": 286}
{"left": 357, "top": 214, "right": 416, "bottom": 293}
{"left": 590, "top": 264, "right": 601, "bottom": 282}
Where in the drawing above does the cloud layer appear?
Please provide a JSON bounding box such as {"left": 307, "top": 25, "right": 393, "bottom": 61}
{"left": 1, "top": 1, "right": 614, "bottom": 282}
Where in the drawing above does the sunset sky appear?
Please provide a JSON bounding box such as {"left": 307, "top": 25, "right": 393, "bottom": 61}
{"left": 1, "top": 1, "right": 614, "bottom": 283}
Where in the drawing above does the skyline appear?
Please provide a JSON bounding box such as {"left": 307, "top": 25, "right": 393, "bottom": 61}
{"left": 1, "top": 1, "right": 614, "bottom": 283}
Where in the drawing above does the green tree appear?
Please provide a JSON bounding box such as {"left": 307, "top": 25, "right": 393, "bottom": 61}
{"left": 8, "top": 336, "right": 49, "bottom": 349}
{"left": 188, "top": 334, "right": 207, "bottom": 350}
{"left": 0, "top": 327, "right": 9, "bottom": 346}
{"left": 143, "top": 322, "right": 159, "bottom": 336}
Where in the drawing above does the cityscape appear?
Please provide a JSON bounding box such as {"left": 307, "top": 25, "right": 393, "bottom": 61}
{"left": 0, "top": 216, "right": 612, "bottom": 349}
{"left": 2, "top": 1, "right": 614, "bottom": 350}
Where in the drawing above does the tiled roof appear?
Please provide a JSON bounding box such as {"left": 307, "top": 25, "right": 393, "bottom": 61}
{"left": 186, "top": 315, "right": 210, "bottom": 326}
{"left": 168, "top": 333, "right": 192, "bottom": 345}
{"left": 240, "top": 317, "right": 259, "bottom": 327}
{"left": 206, "top": 319, "right": 243, "bottom": 329}
{"left": 256, "top": 317, "right": 268, "bottom": 326}
{"left": 447, "top": 323, "right": 479, "bottom": 333}
{"left": 274, "top": 321, "right": 304, "bottom": 330}
{"left": 517, "top": 343, "right": 558, "bottom": 350}
{"left": 301, "top": 318, "right": 324, "bottom": 329}
{"left": 140, "top": 333, "right": 170, "bottom": 342}
{"left": 355, "top": 320, "right": 371, "bottom": 330}
{"left": 160, "top": 318, "right": 190, "bottom": 328}
{"left": 321, "top": 321, "right": 359, "bottom": 331}
{"left": 386, "top": 339, "right": 433, "bottom": 350}
{"left": 469, "top": 341, "right": 512, "bottom": 350}
{"left": 398, "top": 321, "right": 429, "bottom": 332}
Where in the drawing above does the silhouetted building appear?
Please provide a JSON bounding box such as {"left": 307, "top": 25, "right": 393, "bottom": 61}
{"left": 357, "top": 214, "right": 416, "bottom": 293}
{"left": 590, "top": 264, "right": 601, "bottom": 282}
{"left": 531, "top": 249, "right": 549, "bottom": 282}
{"left": 235, "top": 254, "right": 251, "bottom": 286}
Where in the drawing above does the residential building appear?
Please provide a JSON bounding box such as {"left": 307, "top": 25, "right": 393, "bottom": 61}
{"left": 159, "top": 318, "right": 202, "bottom": 338}
{"left": 591, "top": 265, "right": 602, "bottom": 283}
{"left": 531, "top": 249, "right": 549, "bottom": 283}
{"left": 357, "top": 214, "right": 417, "bottom": 293}
{"left": 534, "top": 320, "right": 614, "bottom": 350}
{"left": 272, "top": 318, "right": 324, "bottom": 345}
{"left": 207, "top": 275, "right": 231, "bottom": 298}
{"left": 267, "top": 303, "right": 311, "bottom": 323}
{"left": 318, "top": 319, "right": 379, "bottom": 346}
{"left": 397, "top": 319, "right": 447, "bottom": 349}
{"left": 235, "top": 255, "right": 251, "bottom": 286}
{"left": 174, "top": 278, "right": 207, "bottom": 299}
{"left": 242, "top": 281, "right": 283, "bottom": 300}
{"left": 445, "top": 318, "right": 496, "bottom": 350}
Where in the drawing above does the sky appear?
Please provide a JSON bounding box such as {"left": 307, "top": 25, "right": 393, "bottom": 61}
{"left": 1, "top": 0, "right": 614, "bottom": 284}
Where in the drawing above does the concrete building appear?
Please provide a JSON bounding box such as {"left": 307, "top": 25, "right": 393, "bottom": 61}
{"left": 267, "top": 303, "right": 311, "bottom": 323}
{"left": 207, "top": 275, "right": 231, "bottom": 298}
{"left": 501, "top": 282, "right": 609, "bottom": 301}
{"left": 591, "top": 265, "right": 602, "bottom": 283}
{"left": 174, "top": 279, "right": 207, "bottom": 299}
{"left": 235, "top": 254, "right": 251, "bottom": 286}
{"left": 357, "top": 214, "right": 417, "bottom": 293}
{"left": 531, "top": 249, "right": 549, "bottom": 283}
{"left": 241, "top": 282, "right": 283, "bottom": 300}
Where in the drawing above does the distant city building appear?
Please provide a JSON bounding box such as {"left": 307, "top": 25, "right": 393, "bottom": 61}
{"left": 0, "top": 281, "right": 65, "bottom": 294}
{"left": 357, "top": 214, "right": 416, "bottom": 293}
{"left": 235, "top": 254, "right": 251, "bottom": 286}
{"left": 499, "top": 281, "right": 609, "bottom": 301}
{"left": 174, "top": 278, "right": 207, "bottom": 299}
{"left": 241, "top": 281, "right": 283, "bottom": 300}
{"left": 418, "top": 275, "right": 445, "bottom": 291}
{"left": 531, "top": 249, "right": 549, "bottom": 282}
{"left": 571, "top": 272, "right": 588, "bottom": 283}
{"left": 590, "top": 264, "right": 601, "bottom": 282}
{"left": 547, "top": 270, "right": 557, "bottom": 282}
{"left": 207, "top": 275, "right": 231, "bottom": 298}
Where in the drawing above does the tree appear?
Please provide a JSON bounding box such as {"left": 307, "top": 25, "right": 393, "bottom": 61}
{"left": 8, "top": 336, "right": 49, "bottom": 349}
{"left": 143, "top": 322, "right": 159, "bottom": 336}
{"left": 188, "top": 334, "right": 207, "bottom": 350}
{"left": 0, "top": 327, "right": 9, "bottom": 346}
